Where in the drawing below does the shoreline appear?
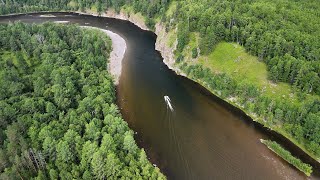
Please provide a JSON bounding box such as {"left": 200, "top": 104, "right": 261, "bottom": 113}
{"left": 75, "top": 10, "right": 150, "bottom": 31}
{"left": 81, "top": 26, "right": 126, "bottom": 84}
{"left": 74, "top": 10, "right": 185, "bottom": 78}
{"left": 77, "top": 9, "right": 320, "bottom": 166}
{"left": 89, "top": 9, "right": 320, "bottom": 166}
{"left": 260, "top": 139, "right": 313, "bottom": 176}
{"left": 2, "top": 10, "right": 319, "bottom": 175}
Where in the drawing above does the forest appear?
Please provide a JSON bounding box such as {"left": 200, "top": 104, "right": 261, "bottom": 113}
{"left": 0, "top": 22, "right": 164, "bottom": 179}
{"left": 0, "top": 0, "right": 320, "bottom": 173}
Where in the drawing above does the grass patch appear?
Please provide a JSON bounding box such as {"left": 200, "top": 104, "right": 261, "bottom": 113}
{"left": 68, "top": 1, "right": 77, "bottom": 9}
{"left": 166, "top": 30, "right": 177, "bottom": 48}
{"left": 166, "top": 1, "right": 177, "bottom": 17}
{"left": 261, "top": 139, "right": 313, "bottom": 176}
{"left": 122, "top": 6, "right": 145, "bottom": 19}
{"left": 120, "top": 6, "right": 146, "bottom": 27}
{"left": 197, "top": 42, "right": 314, "bottom": 104}
{"left": 121, "top": 5, "right": 134, "bottom": 14}
{"left": 90, "top": 5, "right": 97, "bottom": 13}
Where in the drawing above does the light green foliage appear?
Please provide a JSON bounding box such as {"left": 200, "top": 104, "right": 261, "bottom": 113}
{"left": 261, "top": 140, "right": 313, "bottom": 176}
{"left": 123, "top": 131, "right": 138, "bottom": 154}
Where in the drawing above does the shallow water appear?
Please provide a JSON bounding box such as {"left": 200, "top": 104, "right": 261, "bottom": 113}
{"left": 0, "top": 12, "right": 319, "bottom": 180}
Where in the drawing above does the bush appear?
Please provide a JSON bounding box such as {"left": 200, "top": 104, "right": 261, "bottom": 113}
{"left": 176, "top": 54, "right": 184, "bottom": 63}
{"left": 191, "top": 47, "right": 198, "bottom": 58}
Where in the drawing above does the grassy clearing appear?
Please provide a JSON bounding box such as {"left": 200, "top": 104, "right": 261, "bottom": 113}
{"left": 261, "top": 139, "right": 313, "bottom": 176}
{"left": 196, "top": 42, "right": 306, "bottom": 104}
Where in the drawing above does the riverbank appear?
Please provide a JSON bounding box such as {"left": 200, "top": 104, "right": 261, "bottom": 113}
{"left": 81, "top": 26, "right": 126, "bottom": 84}
{"left": 261, "top": 139, "right": 313, "bottom": 176}
{"left": 75, "top": 9, "right": 149, "bottom": 31}
{"left": 74, "top": 10, "right": 185, "bottom": 77}
{"left": 64, "top": 9, "right": 320, "bottom": 176}
{"left": 2, "top": 10, "right": 318, "bottom": 176}
{"left": 89, "top": 8, "right": 320, "bottom": 170}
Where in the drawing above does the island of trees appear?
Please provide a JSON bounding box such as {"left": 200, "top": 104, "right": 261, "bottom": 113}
{"left": 0, "top": 22, "right": 165, "bottom": 179}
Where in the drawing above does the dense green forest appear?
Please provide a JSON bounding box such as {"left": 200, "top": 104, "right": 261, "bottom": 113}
{"left": 0, "top": 0, "right": 320, "bottom": 170}
{"left": 0, "top": 22, "right": 164, "bottom": 179}
{"left": 1, "top": 0, "right": 319, "bottom": 94}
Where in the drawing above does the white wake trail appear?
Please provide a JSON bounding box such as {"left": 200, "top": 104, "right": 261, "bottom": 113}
{"left": 164, "top": 95, "right": 174, "bottom": 112}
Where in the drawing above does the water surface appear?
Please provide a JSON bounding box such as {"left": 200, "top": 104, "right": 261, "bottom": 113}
{"left": 0, "top": 12, "right": 318, "bottom": 180}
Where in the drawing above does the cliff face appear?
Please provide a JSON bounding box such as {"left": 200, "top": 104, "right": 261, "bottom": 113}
{"left": 103, "top": 9, "right": 149, "bottom": 31}
{"left": 77, "top": 9, "right": 184, "bottom": 74}
{"left": 154, "top": 23, "right": 186, "bottom": 76}
{"left": 100, "top": 9, "right": 186, "bottom": 76}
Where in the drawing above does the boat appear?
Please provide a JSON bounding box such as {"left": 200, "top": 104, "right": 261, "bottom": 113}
{"left": 164, "top": 95, "right": 173, "bottom": 111}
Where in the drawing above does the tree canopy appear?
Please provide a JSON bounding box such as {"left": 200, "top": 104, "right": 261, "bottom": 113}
{"left": 0, "top": 22, "right": 165, "bottom": 179}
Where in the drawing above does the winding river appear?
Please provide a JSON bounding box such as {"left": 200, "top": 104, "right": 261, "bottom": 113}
{"left": 0, "top": 12, "right": 319, "bottom": 180}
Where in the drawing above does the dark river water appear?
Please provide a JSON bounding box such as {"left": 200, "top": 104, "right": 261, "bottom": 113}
{"left": 0, "top": 12, "right": 319, "bottom": 180}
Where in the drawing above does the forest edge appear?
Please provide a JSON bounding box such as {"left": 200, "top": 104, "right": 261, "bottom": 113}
{"left": 2, "top": 9, "right": 319, "bottom": 176}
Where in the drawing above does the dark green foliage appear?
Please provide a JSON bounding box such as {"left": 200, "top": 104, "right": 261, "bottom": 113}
{"left": 0, "top": 22, "right": 165, "bottom": 179}
{"left": 145, "top": 17, "right": 155, "bottom": 30}
{"left": 175, "top": 54, "right": 184, "bottom": 63}
{"left": 191, "top": 47, "right": 198, "bottom": 58}
{"left": 176, "top": 22, "right": 189, "bottom": 53}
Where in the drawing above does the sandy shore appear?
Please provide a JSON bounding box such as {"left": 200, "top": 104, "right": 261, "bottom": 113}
{"left": 75, "top": 10, "right": 186, "bottom": 78}
{"left": 54, "top": 20, "right": 69, "bottom": 23}
{"left": 81, "top": 26, "right": 126, "bottom": 84}
{"left": 39, "top": 14, "right": 56, "bottom": 17}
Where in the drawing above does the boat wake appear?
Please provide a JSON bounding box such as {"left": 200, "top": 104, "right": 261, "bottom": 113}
{"left": 164, "top": 95, "right": 174, "bottom": 112}
{"left": 163, "top": 95, "right": 193, "bottom": 178}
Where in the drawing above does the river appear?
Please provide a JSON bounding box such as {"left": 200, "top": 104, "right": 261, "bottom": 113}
{"left": 0, "top": 12, "right": 319, "bottom": 180}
